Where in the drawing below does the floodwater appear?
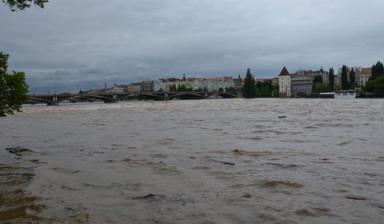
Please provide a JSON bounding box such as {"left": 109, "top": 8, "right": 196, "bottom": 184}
{"left": 0, "top": 99, "right": 384, "bottom": 224}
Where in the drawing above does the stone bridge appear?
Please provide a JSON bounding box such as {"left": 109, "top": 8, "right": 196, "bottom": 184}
{"left": 26, "top": 92, "right": 238, "bottom": 105}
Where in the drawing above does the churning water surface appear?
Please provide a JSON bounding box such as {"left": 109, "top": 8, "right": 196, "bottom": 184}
{"left": 0, "top": 99, "right": 384, "bottom": 224}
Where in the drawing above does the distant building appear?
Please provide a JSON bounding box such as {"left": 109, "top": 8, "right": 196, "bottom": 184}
{"left": 278, "top": 67, "right": 291, "bottom": 97}
{"left": 293, "top": 69, "right": 329, "bottom": 83}
{"left": 233, "top": 76, "right": 243, "bottom": 92}
{"left": 154, "top": 78, "right": 193, "bottom": 92}
{"left": 153, "top": 76, "right": 235, "bottom": 92}
{"left": 354, "top": 67, "right": 372, "bottom": 87}
{"left": 201, "top": 76, "right": 235, "bottom": 92}
{"left": 291, "top": 76, "right": 313, "bottom": 97}
{"left": 127, "top": 83, "right": 141, "bottom": 93}
{"left": 141, "top": 80, "right": 154, "bottom": 92}
{"left": 271, "top": 77, "right": 279, "bottom": 87}
{"left": 105, "top": 84, "right": 125, "bottom": 94}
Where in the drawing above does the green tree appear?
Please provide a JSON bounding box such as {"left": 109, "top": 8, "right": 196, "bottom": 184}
{"left": 242, "top": 68, "right": 256, "bottom": 98}
{"left": 255, "top": 80, "right": 274, "bottom": 97}
{"left": 169, "top": 84, "right": 177, "bottom": 92}
{"left": 2, "top": 0, "right": 47, "bottom": 10}
{"left": 1, "top": 0, "right": 48, "bottom": 116}
{"left": 341, "top": 65, "right": 349, "bottom": 90}
{"left": 349, "top": 68, "right": 356, "bottom": 89}
{"left": 329, "top": 68, "right": 335, "bottom": 91}
{"left": 364, "top": 80, "right": 375, "bottom": 93}
{"left": 177, "top": 84, "right": 192, "bottom": 92}
{"left": 0, "top": 53, "right": 28, "bottom": 116}
{"left": 314, "top": 83, "right": 329, "bottom": 93}
{"left": 312, "top": 75, "right": 324, "bottom": 92}
{"left": 370, "top": 61, "right": 384, "bottom": 81}
{"left": 374, "top": 76, "right": 384, "bottom": 97}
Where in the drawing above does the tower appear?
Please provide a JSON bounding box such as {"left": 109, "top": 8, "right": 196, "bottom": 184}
{"left": 278, "top": 66, "right": 291, "bottom": 97}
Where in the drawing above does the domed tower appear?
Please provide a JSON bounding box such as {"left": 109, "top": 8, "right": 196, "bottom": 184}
{"left": 278, "top": 66, "right": 291, "bottom": 97}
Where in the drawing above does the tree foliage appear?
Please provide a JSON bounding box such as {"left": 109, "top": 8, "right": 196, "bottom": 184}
{"left": 374, "top": 76, "right": 384, "bottom": 97}
{"left": 314, "top": 83, "right": 329, "bottom": 93}
{"left": 328, "top": 68, "right": 335, "bottom": 91}
{"left": 349, "top": 68, "right": 356, "bottom": 89}
{"left": 255, "top": 80, "right": 274, "bottom": 97}
{"left": 242, "top": 68, "right": 256, "bottom": 98}
{"left": 341, "top": 65, "right": 349, "bottom": 90}
{"left": 177, "top": 84, "right": 192, "bottom": 92}
{"left": 370, "top": 61, "right": 384, "bottom": 81}
{"left": 2, "top": 0, "right": 47, "bottom": 11}
{"left": 0, "top": 52, "right": 28, "bottom": 117}
{"left": 363, "top": 61, "right": 384, "bottom": 97}
{"left": 312, "top": 75, "right": 323, "bottom": 92}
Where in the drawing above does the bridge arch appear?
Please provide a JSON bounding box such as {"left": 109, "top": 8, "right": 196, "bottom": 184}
{"left": 168, "top": 92, "right": 205, "bottom": 100}
{"left": 69, "top": 95, "right": 115, "bottom": 103}
{"left": 27, "top": 97, "right": 51, "bottom": 104}
{"left": 119, "top": 93, "right": 163, "bottom": 101}
{"left": 218, "top": 92, "right": 237, "bottom": 98}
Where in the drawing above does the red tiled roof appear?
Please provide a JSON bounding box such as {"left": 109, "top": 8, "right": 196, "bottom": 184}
{"left": 361, "top": 67, "right": 372, "bottom": 75}
{"left": 279, "top": 67, "right": 290, "bottom": 76}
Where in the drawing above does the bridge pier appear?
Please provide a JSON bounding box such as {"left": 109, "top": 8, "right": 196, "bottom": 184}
{"left": 47, "top": 96, "right": 59, "bottom": 106}
{"left": 104, "top": 94, "right": 118, "bottom": 103}
{"left": 113, "top": 94, "right": 118, "bottom": 103}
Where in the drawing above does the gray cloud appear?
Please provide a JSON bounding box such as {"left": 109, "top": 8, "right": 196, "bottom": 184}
{"left": 1, "top": 0, "right": 384, "bottom": 93}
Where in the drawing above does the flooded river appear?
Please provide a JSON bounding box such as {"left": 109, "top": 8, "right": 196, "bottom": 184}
{"left": 1, "top": 99, "right": 384, "bottom": 223}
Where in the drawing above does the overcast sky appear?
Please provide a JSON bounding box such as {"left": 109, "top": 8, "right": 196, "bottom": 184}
{"left": 1, "top": 0, "right": 384, "bottom": 93}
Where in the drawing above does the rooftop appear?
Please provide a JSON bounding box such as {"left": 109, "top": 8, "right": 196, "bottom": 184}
{"left": 279, "top": 67, "right": 290, "bottom": 76}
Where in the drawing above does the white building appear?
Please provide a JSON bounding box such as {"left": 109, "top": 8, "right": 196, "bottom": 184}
{"left": 200, "top": 77, "right": 234, "bottom": 92}
{"left": 354, "top": 67, "right": 372, "bottom": 87}
{"left": 154, "top": 76, "right": 235, "bottom": 92}
{"left": 278, "top": 67, "right": 291, "bottom": 97}
{"left": 105, "top": 84, "right": 125, "bottom": 94}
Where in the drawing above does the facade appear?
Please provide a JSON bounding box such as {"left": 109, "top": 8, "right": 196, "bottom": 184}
{"left": 200, "top": 77, "right": 235, "bottom": 92}
{"left": 127, "top": 83, "right": 141, "bottom": 93}
{"left": 355, "top": 67, "right": 372, "bottom": 87}
{"left": 291, "top": 76, "right": 313, "bottom": 97}
{"left": 233, "top": 76, "right": 243, "bottom": 92}
{"left": 271, "top": 77, "right": 279, "bottom": 87}
{"left": 293, "top": 69, "right": 329, "bottom": 83}
{"left": 140, "top": 80, "right": 154, "bottom": 92}
{"left": 278, "top": 67, "right": 291, "bottom": 97}
{"left": 105, "top": 85, "right": 125, "bottom": 94}
{"left": 154, "top": 78, "right": 197, "bottom": 92}
{"left": 153, "top": 76, "right": 235, "bottom": 92}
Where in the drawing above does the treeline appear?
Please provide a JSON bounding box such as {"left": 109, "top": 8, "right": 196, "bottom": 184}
{"left": 242, "top": 68, "right": 278, "bottom": 98}
{"left": 338, "top": 61, "right": 384, "bottom": 97}
{"left": 364, "top": 62, "right": 384, "bottom": 97}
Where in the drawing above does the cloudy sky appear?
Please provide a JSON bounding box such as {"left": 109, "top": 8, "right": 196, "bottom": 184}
{"left": 1, "top": 0, "right": 384, "bottom": 93}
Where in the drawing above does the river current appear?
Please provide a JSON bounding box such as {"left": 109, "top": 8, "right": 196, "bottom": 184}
{"left": 0, "top": 99, "right": 383, "bottom": 223}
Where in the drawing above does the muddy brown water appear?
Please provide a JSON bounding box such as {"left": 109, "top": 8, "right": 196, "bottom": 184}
{"left": 0, "top": 99, "right": 383, "bottom": 223}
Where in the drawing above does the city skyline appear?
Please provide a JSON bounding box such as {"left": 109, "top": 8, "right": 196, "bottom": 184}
{"left": 1, "top": 0, "right": 384, "bottom": 94}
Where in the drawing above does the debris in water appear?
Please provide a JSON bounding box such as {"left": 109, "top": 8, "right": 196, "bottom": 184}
{"left": 278, "top": 116, "right": 287, "bottom": 119}
{"left": 191, "top": 166, "right": 210, "bottom": 170}
{"left": 265, "top": 163, "right": 301, "bottom": 169}
{"left": 213, "top": 160, "right": 235, "bottom": 166}
{"left": 5, "top": 147, "right": 33, "bottom": 156}
{"left": 242, "top": 193, "right": 252, "bottom": 198}
{"left": 296, "top": 208, "right": 331, "bottom": 217}
{"left": 259, "top": 180, "right": 303, "bottom": 188}
{"left": 132, "top": 194, "right": 165, "bottom": 201}
{"left": 232, "top": 149, "right": 272, "bottom": 157}
{"left": 346, "top": 195, "right": 367, "bottom": 201}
